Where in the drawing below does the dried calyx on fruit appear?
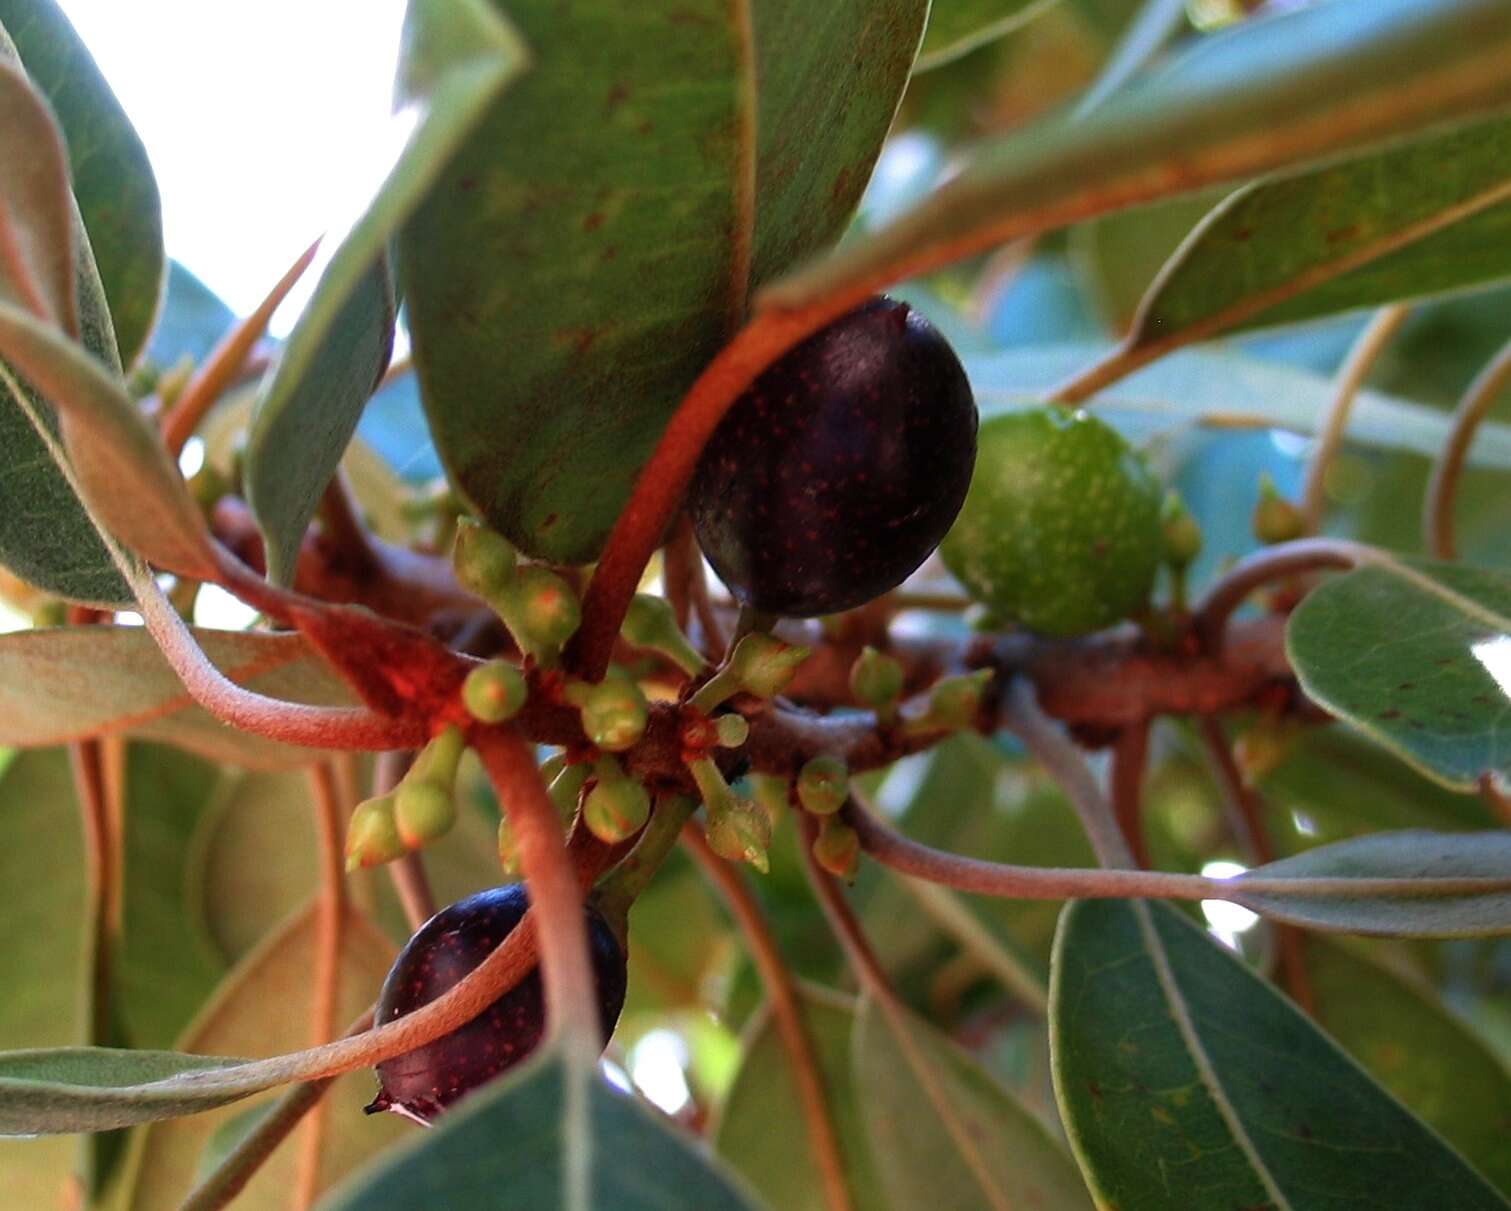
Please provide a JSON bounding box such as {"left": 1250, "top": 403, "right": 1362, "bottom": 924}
{"left": 367, "top": 884, "right": 627, "bottom": 1125}
{"left": 689, "top": 296, "right": 977, "bottom": 618}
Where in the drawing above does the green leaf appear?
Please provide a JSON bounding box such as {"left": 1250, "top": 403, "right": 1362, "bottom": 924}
{"left": 765, "top": 0, "right": 1511, "bottom": 309}
{"left": 117, "top": 744, "right": 226, "bottom": 1050}
{"left": 0, "top": 749, "right": 86, "bottom": 1200}
{"left": 1115, "top": 114, "right": 1511, "bottom": 361}
{"left": 118, "top": 901, "right": 403, "bottom": 1209}
{"left": 0, "top": 59, "right": 76, "bottom": 329}
{"left": 1050, "top": 898, "right": 1510, "bottom": 1211}
{"left": 1306, "top": 937, "right": 1511, "bottom": 1196}
{"left": 317, "top": 1048, "right": 765, "bottom": 1211}
{"left": 1233, "top": 830, "right": 1511, "bottom": 938}
{"left": 918, "top": 0, "right": 1059, "bottom": 70}
{"left": 247, "top": 260, "right": 395, "bottom": 585}
{"left": 853, "top": 996, "right": 1091, "bottom": 1211}
{"left": 403, "top": 0, "right": 928, "bottom": 563}
{"left": 0, "top": 1048, "right": 245, "bottom": 1135}
{"left": 0, "top": 299, "right": 215, "bottom": 580}
{"left": 712, "top": 985, "right": 887, "bottom": 1211}
{"left": 0, "top": 626, "right": 356, "bottom": 770}
{"left": 245, "top": 0, "right": 528, "bottom": 586}
{"left": 966, "top": 343, "right": 1511, "bottom": 466}
{"left": 1286, "top": 558, "right": 1511, "bottom": 790}
{"left": 0, "top": 0, "right": 164, "bottom": 364}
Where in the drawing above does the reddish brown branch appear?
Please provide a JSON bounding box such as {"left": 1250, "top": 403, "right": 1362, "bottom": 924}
{"left": 1110, "top": 721, "right": 1151, "bottom": 868}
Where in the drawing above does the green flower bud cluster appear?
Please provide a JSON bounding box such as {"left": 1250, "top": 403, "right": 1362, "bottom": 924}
{"left": 453, "top": 519, "right": 581, "bottom": 665}
{"left": 345, "top": 726, "right": 466, "bottom": 871}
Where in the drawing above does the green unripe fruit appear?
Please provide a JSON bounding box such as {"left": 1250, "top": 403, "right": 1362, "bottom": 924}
{"left": 812, "top": 818, "right": 860, "bottom": 881}
{"left": 395, "top": 782, "right": 458, "bottom": 850}
{"left": 345, "top": 795, "right": 405, "bottom": 871}
{"left": 583, "top": 776, "right": 652, "bottom": 844}
{"left": 462, "top": 661, "right": 528, "bottom": 723}
{"left": 940, "top": 407, "right": 1162, "bottom": 636}
{"left": 579, "top": 677, "right": 648, "bottom": 752}
{"left": 849, "top": 645, "right": 904, "bottom": 717}
{"left": 797, "top": 755, "right": 849, "bottom": 816}
{"left": 452, "top": 517, "right": 517, "bottom": 597}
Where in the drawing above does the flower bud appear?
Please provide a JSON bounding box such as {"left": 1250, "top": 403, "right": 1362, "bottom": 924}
{"left": 345, "top": 795, "right": 404, "bottom": 871}
{"left": 452, "top": 517, "right": 517, "bottom": 597}
{"left": 714, "top": 713, "right": 750, "bottom": 748}
{"left": 410, "top": 725, "right": 465, "bottom": 790}
{"left": 729, "top": 633, "right": 810, "bottom": 699}
{"left": 394, "top": 781, "right": 457, "bottom": 850}
{"left": 498, "top": 566, "right": 581, "bottom": 664}
{"left": 797, "top": 755, "right": 848, "bottom": 816}
{"left": 583, "top": 774, "right": 652, "bottom": 844}
{"left": 689, "top": 757, "right": 770, "bottom": 873}
{"left": 1160, "top": 490, "right": 1202, "bottom": 570}
{"left": 462, "top": 661, "right": 528, "bottom": 723}
{"left": 579, "top": 676, "right": 648, "bottom": 752}
{"left": 849, "top": 645, "right": 904, "bottom": 719}
{"left": 622, "top": 593, "right": 706, "bottom": 676}
{"left": 496, "top": 815, "right": 521, "bottom": 876}
{"left": 904, "top": 669, "right": 993, "bottom": 735}
{"left": 811, "top": 817, "right": 860, "bottom": 881}
{"left": 1252, "top": 474, "right": 1305, "bottom": 545}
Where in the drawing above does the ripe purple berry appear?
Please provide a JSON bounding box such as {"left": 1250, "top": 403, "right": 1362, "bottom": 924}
{"left": 366, "top": 884, "right": 627, "bottom": 1124}
{"left": 688, "top": 297, "right": 977, "bottom": 618}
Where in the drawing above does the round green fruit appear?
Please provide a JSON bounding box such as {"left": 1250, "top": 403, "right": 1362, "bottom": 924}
{"left": 940, "top": 407, "right": 1162, "bottom": 636}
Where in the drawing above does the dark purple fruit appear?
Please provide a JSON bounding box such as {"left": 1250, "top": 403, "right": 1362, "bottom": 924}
{"left": 366, "top": 884, "right": 626, "bottom": 1124}
{"left": 688, "top": 297, "right": 977, "bottom": 618}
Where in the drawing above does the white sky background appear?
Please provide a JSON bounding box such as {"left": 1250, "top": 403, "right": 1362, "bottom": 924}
{"left": 58, "top": 1, "right": 409, "bottom": 332}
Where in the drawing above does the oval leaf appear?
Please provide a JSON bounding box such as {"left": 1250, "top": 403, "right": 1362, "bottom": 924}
{"left": 0, "top": 299, "right": 215, "bottom": 579}
{"left": 1107, "top": 114, "right": 1511, "bottom": 369}
{"left": 712, "top": 985, "right": 888, "bottom": 1211}
{"left": 765, "top": 0, "right": 1511, "bottom": 310}
{"left": 0, "top": 58, "right": 75, "bottom": 330}
{"left": 0, "top": 625, "right": 357, "bottom": 769}
{"left": 402, "top": 0, "right": 928, "bottom": 563}
{"left": 1286, "top": 558, "right": 1511, "bottom": 791}
{"left": 1234, "top": 830, "right": 1511, "bottom": 937}
{"left": 854, "top": 995, "right": 1091, "bottom": 1211}
{"left": 317, "top": 1049, "right": 765, "bottom": 1211}
{"left": 0, "top": 0, "right": 164, "bottom": 363}
{"left": 1050, "top": 898, "right": 1510, "bottom": 1210}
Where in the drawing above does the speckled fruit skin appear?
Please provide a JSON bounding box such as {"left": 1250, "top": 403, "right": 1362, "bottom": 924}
{"left": 367, "top": 884, "right": 626, "bottom": 1124}
{"left": 688, "top": 297, "right": 977, "bottom": 618}
{"left": 940, "top": 407, "right": 1162, "bottom": 636}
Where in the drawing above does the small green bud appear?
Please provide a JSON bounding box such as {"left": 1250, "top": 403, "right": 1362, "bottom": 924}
{"left": 394, "top": 781, "right": 457, "bottom": 850}
{"left": 498, "top": 566, "right": 581, "bottom": 664}
{"left": 452, "top": 517, "right": 517, "bottom": 596}
{"left": 904, "top": 669, "right": 993, "bottom": 735}
{"left": 497, "top": 815, "right": 521, "bottom": 876}
{"left": 849, "top": 645, "right": 904, "bottom": 719}
{"left": 410, "top": 725, "right": 465, "bottom": 789}
{"left": 462, "top": 661, "right": 528, "bottom": 723}
{"left": 689, "top": 757, "right": 770, "bottom": 873}
{"left": 1251, "top": 474, "right": 1305, "bottom": 545}
{"left": 583, "top": 775, "right": 652, "bottom": 844}
{"left": 1160, "top": 491, "right": 1202, "bottom": 570}
{"left": 714, "top": 713, "right": 750, "bottom": 748}
{"left": 729, "top": 633, "right": 811, "bottom": 699}
{"left": 811, "top": 817, "right": 860, "bottom": 881}
{"left": 344, "top": 795, "right": 404, "bottom": 871}
{"left": 579, "top": 676, "right": 648, "bottom": 752}
{"left": 796, "top": 755, "right": 849, "bottom": 816}
{"left": 622, "top": 593, "right": 706, "bottom": 676}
